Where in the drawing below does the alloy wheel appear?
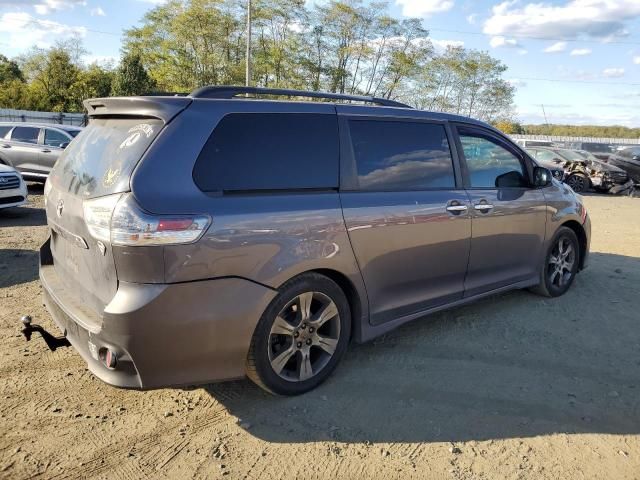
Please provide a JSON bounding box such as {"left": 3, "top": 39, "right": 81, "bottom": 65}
{"left": 548, "top": 236, "right": 576, "bottom": 289}
{"left": 268, "top": 291, "right": 341, "bottom": 382}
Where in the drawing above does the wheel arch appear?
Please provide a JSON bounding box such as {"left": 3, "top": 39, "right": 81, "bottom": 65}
{"left": 559, "top": 220, "right": 587, "bottom": 270}
{"left": 277, "top": 268, "right": 364, "bottom": 343}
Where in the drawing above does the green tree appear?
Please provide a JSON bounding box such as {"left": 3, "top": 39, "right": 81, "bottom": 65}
{"left": 0, "top": 54, "right": 24, "bottom": 83}
{"left": 70, "top": 64, "right": 114, "bottom": 109}
{"left": 111, "top": 53, "right": 155, "bottom": 96}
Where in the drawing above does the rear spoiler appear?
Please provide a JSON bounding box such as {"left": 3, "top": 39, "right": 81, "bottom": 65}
{"left": 83, "top": 97, "right": 193, "bottom": 124}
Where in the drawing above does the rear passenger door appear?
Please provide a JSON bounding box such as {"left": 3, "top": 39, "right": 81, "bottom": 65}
{"left": 339, "top": 112, "right": 471, "bottom": 326}
{"left": 7, "top": 126, "right": 40, "bottom": 173}
{"left": 453, "top": 125, "right": 546, "bottom": 296}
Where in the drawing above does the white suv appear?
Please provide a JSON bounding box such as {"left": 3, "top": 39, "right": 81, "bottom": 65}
{"left": 0, "top": 163, "right": 27, "bottom": 209}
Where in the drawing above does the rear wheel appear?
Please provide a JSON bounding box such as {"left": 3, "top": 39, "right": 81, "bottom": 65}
{"left": 566, "top": 173, "right": 589, "bottom": 192}
{"left": 246, "top": 273, "right": 351, "bottom": 395}
{"left": 532, "top": 227, "right": 580, "bottom": 297}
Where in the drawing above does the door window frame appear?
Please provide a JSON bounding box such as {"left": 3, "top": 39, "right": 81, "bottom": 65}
{"left": 41, "top": 128, "right": 71, "bottom": 149}
{"left": 338, "top": 115, "right": 464, "bottom": 192}
{"left": 451, "top": 123, "right": 534, "bottom": 190}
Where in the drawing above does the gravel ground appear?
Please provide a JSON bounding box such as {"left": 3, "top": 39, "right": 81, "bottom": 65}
{"left": 1, "top": 186, "right": 639, "bottom": 480}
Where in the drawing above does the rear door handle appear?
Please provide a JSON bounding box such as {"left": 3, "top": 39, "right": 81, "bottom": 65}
{"left": 474, "top": 204, "right": 494, "bottom": 212}
{"left": 41, "top": 149, "right": 51, "bottom": 153}
{"left": 1, "top": 144, "right": 10, "bottom": 149}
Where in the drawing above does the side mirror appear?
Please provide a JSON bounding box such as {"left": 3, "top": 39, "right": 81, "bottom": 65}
{"left": 533, "top": 166, "right": 552, "bottom": 187}
{"left": 495, "top": 170, "right": 527, "bottom": 188}
{"left": 59, "top": 142, "right": 69, "bottom": 149}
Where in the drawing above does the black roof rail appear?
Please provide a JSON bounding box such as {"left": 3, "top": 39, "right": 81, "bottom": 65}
{"left": 189, "top": 86, "right": 412, "bottom": 109}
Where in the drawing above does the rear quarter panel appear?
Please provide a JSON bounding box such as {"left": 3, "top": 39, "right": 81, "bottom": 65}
{"left": 130, "top": 99, "right": 369, "bottom": 323}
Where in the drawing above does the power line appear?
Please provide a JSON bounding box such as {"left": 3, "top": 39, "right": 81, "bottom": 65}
{"left": 514, "top": 76, "right": 640, "bottom": 87}
{"left": 428, "top": 26, "right": 640, "bottom": 47}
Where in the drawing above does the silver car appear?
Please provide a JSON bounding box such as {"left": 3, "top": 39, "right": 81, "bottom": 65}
{"left": 0, "top": 163, "right": 28, "bottom": 209}
{"left": 0, "top": 122, "right": 82, "bottom": 181}
{"left": 35, "top": 87, "right": 591, "bottom": 396}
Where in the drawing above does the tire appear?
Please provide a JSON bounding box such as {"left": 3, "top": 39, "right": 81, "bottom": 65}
{"left": 246, "top": 273, "right": 351, "bottom": 395}
{"left": 531, "top": 227, "right": 580, "bottom": 298}
{"left": 566, "top": 173, "right": 589, "bottom": 193}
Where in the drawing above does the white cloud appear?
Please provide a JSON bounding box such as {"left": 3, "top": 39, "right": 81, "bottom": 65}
{"left": 32, "top": 0, "right": 86, "bottom": 15}
{"left": 395, "top": 0, "right": 454, "bottom": 17}
{"left": 85, "top": 54, "right": 116, "bottom": 66}
{"left": 466, "top": 14, "right": 478, "bottom": 25}
{"left": 634, "top": 56, "right": 640, "bottom": 65}
{"left": 431, "top": 38, "right": 464, "bottom": 52}
{"left": 483, "top": 0, "right": 640, "bottom": 41}
{"left": 0, "top": 12, "right": 86, "bottom": 49}
{"left": 90, "top": 6, "right": 105, "bottom": 16}
{"left": 507, "top": 78, "right": 528, "bottom": 87}
{"left": 544, "top": 41, "right": 567, "bottom": 53}
{"left": 602, "top": 67, "right": 625, "bottom": 78}
{"left": 570, "top": 48, "right": 592, "bottom": 56}
{"left": 490, "top": 35, "right": 520, "bottom": 48}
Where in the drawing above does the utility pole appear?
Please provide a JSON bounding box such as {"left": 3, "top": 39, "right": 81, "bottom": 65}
{"left": 246, "top": 0, "right": 252, "bottom": 87}
{"left": 541, "top": 104, "right": 549, "bottom": 133}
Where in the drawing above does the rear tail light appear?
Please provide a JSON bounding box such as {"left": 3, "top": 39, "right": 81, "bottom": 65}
{"left": 83, "top": 193, "right": 211, "bottom": 246}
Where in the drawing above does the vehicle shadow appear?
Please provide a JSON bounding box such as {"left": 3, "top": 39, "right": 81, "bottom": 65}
{"left": 0, "top": 205, "right": 47, "bottom": 227}
{"left": 0, "top": 249, "right": 40, "bottom": 288}
{"left": 203, "top": 252, "right": 640, "bottom": 443}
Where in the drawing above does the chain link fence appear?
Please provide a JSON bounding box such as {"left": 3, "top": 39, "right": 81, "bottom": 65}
{"left": 0, "top": 109, "right": 88, "bottom": 127}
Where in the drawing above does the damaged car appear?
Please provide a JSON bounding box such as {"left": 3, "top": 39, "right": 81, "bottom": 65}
{"left": 527, "top": 147, "right": 633, "bottom": 194}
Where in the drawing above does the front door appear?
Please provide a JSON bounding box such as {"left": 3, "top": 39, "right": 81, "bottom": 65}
{"left": 453, "top": 125, "right": 546, "bottom": 297}
{"left": 339, "top": 115, "right": 471, "bottom": 325}
{"left": 38, "top": 128, "right": 69, "bottom": 175}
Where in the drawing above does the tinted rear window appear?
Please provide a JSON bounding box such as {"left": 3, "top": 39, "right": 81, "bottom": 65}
{"left": 11, "top": 126, "right": 39, "bottom": 144}
{"left": 349, "top": 120, "right": 455, "bottom": 191}
{"left": 50, "top": 118, "right": 162, "bottom": 198}
{"left": 193, "top": 113, "right": 339, "bottom": 192}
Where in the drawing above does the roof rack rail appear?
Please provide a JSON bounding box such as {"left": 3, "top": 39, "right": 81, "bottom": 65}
{"left": 189, "top": 86, "right": 412, "bottom": 109}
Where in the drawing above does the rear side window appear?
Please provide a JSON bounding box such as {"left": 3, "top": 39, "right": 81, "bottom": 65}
{"left": 193, "top": 113, "right": 339, "bottom": 192}
{"left": 11, "top": 126, "right": 39, "bottom": 144}
{"left": 0, "top": 126, "right": 11, "bottom": 138}
{"left": 348, "top": 120, "right": 455, "bottom": 191}
{"left": 50, "top": 118, "right": 162, "bottom": 198}
{"left": 44, "top": 129, "right": 70, "bottom": 147}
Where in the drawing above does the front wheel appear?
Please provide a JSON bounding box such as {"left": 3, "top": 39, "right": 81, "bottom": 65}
{"left": 566, "top": 173, "right": 589, "bottom": 193}
{"left": 246, "top": 273, "right": 351, "bottom": 395}
{"left": 531, "top": 227, "right": 580, "bottom": 297}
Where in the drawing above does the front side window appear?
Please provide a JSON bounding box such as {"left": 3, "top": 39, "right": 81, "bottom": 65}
{"left": 44, "top": 129, "right": 70, "bottom": 147}
{"left": 193, "top": 113, "right": 339, "bottom": 192}
{"left": 11, "top": 126, "right": 39, "bottom": 144}
{"left": 348, "top": 120, "right": 455, "bottom": 191}
{"left": 459, "top": 129, "right": 528, "bottom": 188}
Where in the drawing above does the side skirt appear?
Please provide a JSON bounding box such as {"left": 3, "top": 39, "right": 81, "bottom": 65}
{"left": 356, "top": 277, "right": 539, "bottom": 344}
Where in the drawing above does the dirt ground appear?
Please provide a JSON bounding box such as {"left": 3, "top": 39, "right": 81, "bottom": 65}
{"left": 1, "top": 185, "right": 639, "bottom": 480}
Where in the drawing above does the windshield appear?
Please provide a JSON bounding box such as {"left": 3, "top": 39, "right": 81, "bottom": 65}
{"left": 554, "top": 149, "right": 584, "bottom": 162}
{"left": 49, "top": 118, "right": 162, "bottom": 198}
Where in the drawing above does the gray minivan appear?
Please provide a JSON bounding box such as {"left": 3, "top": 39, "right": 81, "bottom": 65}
{"left": 38, "top": 87, "right": 590, "bottom": 395}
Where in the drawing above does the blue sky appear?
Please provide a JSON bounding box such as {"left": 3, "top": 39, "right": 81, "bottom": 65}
{"left": 1, "top": 0, "right": 640, "bottom": 127}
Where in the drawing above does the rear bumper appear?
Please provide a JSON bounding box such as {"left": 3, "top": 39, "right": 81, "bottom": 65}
{"left": 39, "top": 238, "right": 277, "bottom": 389}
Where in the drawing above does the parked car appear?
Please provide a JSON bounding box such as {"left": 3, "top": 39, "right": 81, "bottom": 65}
{"left": 0, "top": 163, "right": 28, "bottom": 210}
{"left": 527, "top": 147, "right": 632, "bottom": 194}
{"left": 607, "top": 147, "right": 640, "bottom": 184}
{"left": 564, "top": 142, "right": 614, "bottom": 160}
{"left": 35, "top": 87, "right": 590, "bottom": 396}
{"left": 0, "top": 122, "right": 82, "bottom": 181}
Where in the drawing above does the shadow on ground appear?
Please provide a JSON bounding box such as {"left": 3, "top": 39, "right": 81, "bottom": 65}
{"left": 203, "top": 252, "right": 640, "bottom": 444}
{"left": 0, "top": 249, "right": 40, "bottom": 288}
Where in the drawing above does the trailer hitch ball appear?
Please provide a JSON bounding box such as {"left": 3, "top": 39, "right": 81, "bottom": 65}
{"left": 21, "top": 315, "right": 32, "bottom": 327}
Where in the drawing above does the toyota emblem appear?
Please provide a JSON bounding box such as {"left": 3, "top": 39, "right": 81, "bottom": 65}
{"left": 56, "top": 199, "right": 64, "bottom": 218}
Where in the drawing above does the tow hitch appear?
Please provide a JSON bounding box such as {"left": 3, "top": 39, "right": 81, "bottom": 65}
{"left": 20, "top": 315, "right": 70, "bottom": 352}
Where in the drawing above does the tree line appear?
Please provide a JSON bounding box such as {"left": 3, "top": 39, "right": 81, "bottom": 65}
{"left": 0, "top": 0, "right": 517, "bottom": 122}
